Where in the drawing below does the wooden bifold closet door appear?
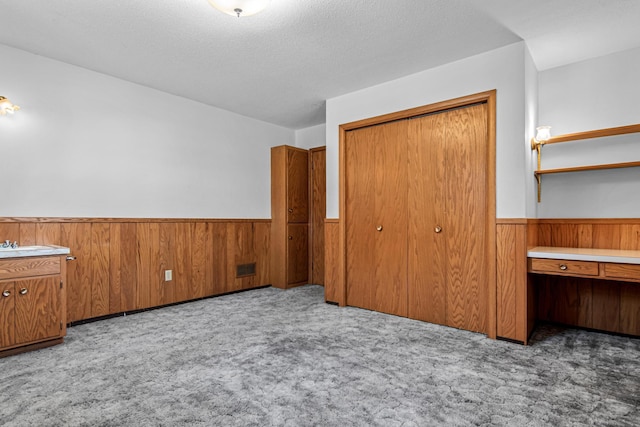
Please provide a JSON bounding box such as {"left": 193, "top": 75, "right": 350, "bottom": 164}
{"left": 345, "top": 103, "right": 488, "bottom": 333}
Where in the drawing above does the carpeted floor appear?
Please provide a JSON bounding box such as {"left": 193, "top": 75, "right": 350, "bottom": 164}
{"left": 0, "top": 285, "right": 638, "bottom": 426}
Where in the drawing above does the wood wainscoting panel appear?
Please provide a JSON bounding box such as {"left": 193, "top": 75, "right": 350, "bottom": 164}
{"left": 496, "top": 223, "right": 528, "bottom": 342}
{"left": 0, "top": 218, "right": 272, "bottom": 324}
{"left": 109, "top": 223, "right": 138, "bottom": 313}
{"left": 324, "top": 219, "right": 340, "bottom": 303}
{"left": 91, "top": 223, "right": 111, "bottom": 318}
{"left": 61, "top": 223, "right": 92, "bottom": 323}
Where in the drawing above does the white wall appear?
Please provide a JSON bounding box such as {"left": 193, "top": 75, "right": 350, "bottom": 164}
{"left": 537, "top": 46, "right": 640, "bottom": 218}
{"left": 0, "top": 44, "right": 294, "bottom": 218}
{"left": 325, "top": 42, "right": 528, "bottom": 219}
{"left": 295, "top": 124, "right": 325, "bottom": 150}
{"left": 524, "top": 46, "right": 539, "bottom": 218}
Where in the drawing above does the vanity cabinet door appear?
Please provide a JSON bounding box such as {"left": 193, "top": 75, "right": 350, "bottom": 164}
{"left": 0, "top": 282, "right": 16, "bottom": 348}
{"left": 14, "top": 276, "right": 62, "bottom": 345}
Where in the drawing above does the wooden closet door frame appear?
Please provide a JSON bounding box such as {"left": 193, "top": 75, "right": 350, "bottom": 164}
{"left": 337, "top": 90, "right": 498, "bottom": 339}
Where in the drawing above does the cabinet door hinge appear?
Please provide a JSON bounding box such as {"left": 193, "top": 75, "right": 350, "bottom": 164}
{"left": 60, "top": 281, "right": 63, "bottom": 289}
{"left": 60, "top": 321, "right": 63, "bottom": 331}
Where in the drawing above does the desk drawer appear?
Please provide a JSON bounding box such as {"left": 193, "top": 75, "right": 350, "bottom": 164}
{"left": 0, "top": 257, "right": 61, "bottom": 280}
{"left": 530, "top": 258, "right": 599, "bottom": 276}
{"left": 604, "top": 263, "right": 640, "bottom": 280}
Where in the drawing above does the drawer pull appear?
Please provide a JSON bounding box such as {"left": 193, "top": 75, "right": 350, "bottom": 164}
{"left": 2, "top": 290, "right": 10, "bottom": 298}
{"left": 288, "top": 235, "right": 293, "bottom": 240}
{"left": 559, "top": 264, "right": 568, "bottom": 271}
{"left": 19, "top": 288, "right": 28, "bottom": 295}
{"left": 288, "top": 208, "right": 293, "bottom": 213}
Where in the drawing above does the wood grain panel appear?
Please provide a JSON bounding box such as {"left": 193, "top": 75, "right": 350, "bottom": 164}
{"left": 14, "top": 277, "right": 60, "bottom": 344}
{"left": 190, "top": 222, "right": 211, "bottom": 300}
{"left": 174, "top": 222, "right": 192, "bottom": 303}
{"left": 91, "top": 223, "right": 110, "bottom": 317}
{"left": 0, "top": 282, "right": 15, "bottom": 347}
{"left": 324, "top": 220, "right": 340, "bottom": 303}
{"left": 591, "top": 281, "right": 620, "bottom": 332}
{"left": 158, "top": 223, "right": 176, "bottom": 305}
{"left": 374, "top": 119, "right": 408, "bottom": 317}
{"left": 345, "top": 126, "right": 376, "bottom": 310}
{"left": 620, "top": 283, "right": 640, "bottom": 335}
{"left": 19, "top": 223, "right": 36, "bottom": 246}
{"left": 408, "top": 110, "right": 446, "bottom": 325}
{"left": 287, "top": 148, "right": 309, "bottom": 223}
{"left": 496, "top": 224, "right": 527, "bottom": 341}
{"left": 136, "top": 223, "right": 151, "bottom": 310}
{"left": 2, "top": 218, "right": 271, "bottom": 323}
{"left": 226, "top": 222, "right": 254, "bottom": 292}
{"left": 211, "top": 223, "right": 228, "bottom": 295}
{"left": 287, "top": 224, "right": 308, "bottom": 286}
{"left": 61, "top": 223, "right": 92, "bottom": 322}
{"left": 0, "top": 223, "right": 19, "bottom": 243}
{"left": 445, "top": 104, "right": 488, "bottom": 333}
{"left": 117, "top": 223, "right": 137, "bottom": 312}
{"left": 254, "top": 222, "right": 270, "bottom": 287}
{"left": 620, "top": 224, "right": 640, "bottom": 250}
{"left": 270, "top": 146, "right": 287, "bottom": 290}
{"left": 36, "top": 223, "right": 61, "bottom": 246}
{"left": 310, "top": 147, "right": 326, "bottom": 285}
{"left": 408, "top": 109, "right": 447, "bottom": 324}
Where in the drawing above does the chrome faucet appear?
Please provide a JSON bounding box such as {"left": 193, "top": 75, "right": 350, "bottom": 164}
{"left": 1, "top": 240, "right": 18, "bottom": 249}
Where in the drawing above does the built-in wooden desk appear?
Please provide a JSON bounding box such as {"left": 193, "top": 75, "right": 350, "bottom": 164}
{"left": 528, "top": 246, "right": 640, "bottom": 283}
{"left": 525, "top": 246, "right": 640, "bottom": 342}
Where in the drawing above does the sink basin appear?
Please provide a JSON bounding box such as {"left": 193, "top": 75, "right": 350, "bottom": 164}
{"left": 0, "top": 245, "right": 70, "bottom": 258}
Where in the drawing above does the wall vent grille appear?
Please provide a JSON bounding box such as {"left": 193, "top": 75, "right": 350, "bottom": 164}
{"left": 236, "top": 262, "right": 256, "bottom": 278}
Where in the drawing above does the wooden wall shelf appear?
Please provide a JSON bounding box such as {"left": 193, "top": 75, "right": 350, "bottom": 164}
{"left": 532, "top": 123, "right": 640, "bottom": 202}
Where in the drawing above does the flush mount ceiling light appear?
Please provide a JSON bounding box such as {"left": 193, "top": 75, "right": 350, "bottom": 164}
{"left": 207, "top": 0, "right": 271, "bottom": 17}
{"left": 0, "top": 96, "right": 20, "bottom": 116}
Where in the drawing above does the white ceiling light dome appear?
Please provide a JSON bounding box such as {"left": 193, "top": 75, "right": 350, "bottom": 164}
{"left": 207, "top": 0, "right": 271, "bottom": 18}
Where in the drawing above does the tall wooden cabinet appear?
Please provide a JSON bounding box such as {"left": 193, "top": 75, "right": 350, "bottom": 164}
{"left": 309, "top": 147, "right": 326, "bottom": 285}
{"left": 344, "top": 101, "right": 490, "bottom": 334}
{"left": 271, "top": 145, "right": 309, "bottom": 289}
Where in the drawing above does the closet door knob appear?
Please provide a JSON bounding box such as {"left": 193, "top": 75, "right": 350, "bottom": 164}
{"left": 2, "top": 290, "right": 10, "bottom": 298}
{"left": 288, "top": 235, "right": 293, "bottom": 240}
{"left": 376, "top": 225, "right": 383, "bottom": 232}
{"left": 288, "top": 208, "right": 294, "bottom": 213}
{"left": 19, "top": 288, "right": 28, "bottom": 295}
{"left": 435, "top": 226, "right": 443, "bottom": 233}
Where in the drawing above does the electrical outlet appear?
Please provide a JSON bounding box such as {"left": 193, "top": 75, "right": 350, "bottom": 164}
{"left": 164, "top": 270, "right": 172, "bottom": 282}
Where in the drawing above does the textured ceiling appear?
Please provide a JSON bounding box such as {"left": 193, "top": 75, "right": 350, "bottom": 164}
{"left": 1, "top": 0, "right": 639, "bottom": 129}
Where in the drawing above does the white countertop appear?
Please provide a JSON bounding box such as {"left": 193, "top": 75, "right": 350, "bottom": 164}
{"left": 528, "top": 246, "right": 640, "bottom": 265}
{"left": 0, "top": 245, "right": 71, "bottom": 259}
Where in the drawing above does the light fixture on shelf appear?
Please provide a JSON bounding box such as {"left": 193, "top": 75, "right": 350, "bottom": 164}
{"left": 0, "top": 96, "right": 20, "bottom": 116}
{"left": 531, "top": 126, "right": 552, "bottom": 173}
{"left": 207, "top": 0, "right": 271, "bottom": 17}
{"left": 531, "top": 126, "right": 551, "bottom": 149}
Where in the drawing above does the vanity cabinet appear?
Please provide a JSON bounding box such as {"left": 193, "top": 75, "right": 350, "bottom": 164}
{"left": 0, "top": 255, "right": 67, "bottom": 356}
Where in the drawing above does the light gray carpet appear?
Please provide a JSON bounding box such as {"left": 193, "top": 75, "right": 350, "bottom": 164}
{"left": 0, "top": 285, "right": 638, "bottom": 426}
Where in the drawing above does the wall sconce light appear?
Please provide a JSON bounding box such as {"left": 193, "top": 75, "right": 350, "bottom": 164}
{"left": 531, "top": 126, "right": 551, "bottom": 150}
{"left": 531, "top": 126, "right": 552, "bottom": 171}
{"left": 207, "top": 0, "right": 271, "bottom": 17}
{"left": 0, "top": 96, "right": 20, "bottom": 116}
